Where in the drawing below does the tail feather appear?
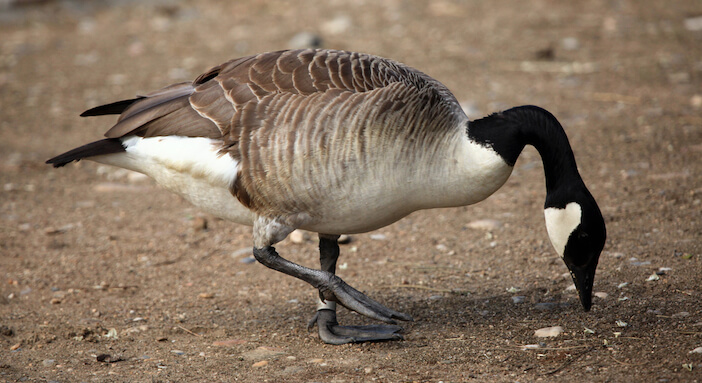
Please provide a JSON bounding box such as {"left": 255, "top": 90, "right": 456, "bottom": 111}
{"left": 46, "top": 138, "right": 125, "bottom": 168}
{"left": 80, "top": 98, "right": 143, "bottom": 117}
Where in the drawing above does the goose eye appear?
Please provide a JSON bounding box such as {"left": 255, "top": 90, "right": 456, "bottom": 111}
{"left": 577, "top": 231, "right": 589, "bottom": 240}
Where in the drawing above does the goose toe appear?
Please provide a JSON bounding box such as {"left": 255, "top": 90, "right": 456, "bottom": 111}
{"left": 308, "top": 309, "right": 404, "bottom": 345}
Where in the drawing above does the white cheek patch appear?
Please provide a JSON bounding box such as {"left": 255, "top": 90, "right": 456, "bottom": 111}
{"left": 544, "top": 202, "right": 582, "bottom": 258}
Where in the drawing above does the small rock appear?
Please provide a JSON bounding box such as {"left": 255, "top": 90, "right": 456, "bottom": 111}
{"left": 198, "top": 292, "right": 215, "bottom": 299}
{"left": 617, "top": 282, "right": 629, "bottom": 289}
{"left": 689, "top": 347, "right": 702, "bottom": 354}
{"left": 42, "top": 359, "right": 56, "bottom": 367}
{"left": 672, "top": 311, "right": 690, "bottom": 318}
{"left": 512, "top": 296, "right": 525, "bottom": 304}
{"left": 364, "top": 367, "right": 373, "bottom": 374}
{"left": 282, "top": 366, "right": 304, "bottom": 374}
{"left": 10, "top": 343, "right": 21, "bottom": 351}
{"left": 594, "top": 292, "right": 608, "bottom": 299}
{"left": 561, "top": 37, "right": 580, "bottom": 51}
{"left": 506, "top": 287, "right": 521, "bottom": 293}
{"left": 616, "top": 320, "right": 628, "bottom": 327}
{"left": 50, "top": 298, "right": 61, "bottom": 305}
{"left": 288, "top": 32, "right": 323, "bottom": 49}
{"left": 646, "top": 273, "right": 660, "bottom": 281}
{"left": 171, "top": 350, "right": 185, "bottom": 356}
{"left": 369, "top": 233, "right": 386, "bottom": 240}
{"left": 684, "top": 16, "right": 702, "bottom": 31}
{"left": 521, "top": 344, "right": 540, "bottom": 350}
{"left": 252, "top": 360, "right": 268, "bottom": 368}
{"left": 241, "top": 346, "right": 286, "bottom": 361}
{"left": 190, "top": 216, "right": 208, "bottom": 231}
{"left": 240, "top": 257, "right": 256, "bottom": 264}
{"left": 103, "top": 328, "right": 118, "bottom": 339}
{"left": 691, "top": 95, "right": 702, "bottom": 109}
{"left": 288, "top": 230, "right": 310, "bottom": 244}
{"left": 212, "top": 339, "right": 247, "bottom": 347}
{"left": 466, "top": 219, "right": 502, "bottom": 231}
{"left": 321, "top": 15, "right": 351, "bottom": 35}
{"left": 309, "top": 358, "right": 325, "bottom": 364}
{"left": 534, "top": 326, "right": 563, "bottom": 338}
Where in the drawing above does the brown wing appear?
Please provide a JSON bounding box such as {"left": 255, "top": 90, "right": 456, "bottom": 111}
{"left": 96, "top": 49, "right": 462, "bottom": 141}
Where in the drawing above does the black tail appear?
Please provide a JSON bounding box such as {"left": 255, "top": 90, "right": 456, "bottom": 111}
{"left": 46, "top": 138, "right": 125, "bottom": 168}
{"left": 80, "top": 98, "right": 143, "bottom": 117}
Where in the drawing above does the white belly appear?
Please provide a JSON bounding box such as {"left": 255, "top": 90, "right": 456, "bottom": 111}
{"left": 91, "top": 136, "right": 254, "bottom": 225}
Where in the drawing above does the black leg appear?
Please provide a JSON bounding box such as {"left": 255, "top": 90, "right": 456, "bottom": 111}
{"left": 252, "top": 245, "right": 412, "bottom": 324}
{"left": 307, "top": 234, "right": 408, "bottom": 344}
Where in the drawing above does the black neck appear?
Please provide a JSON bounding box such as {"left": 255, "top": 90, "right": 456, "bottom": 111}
{"left": 468, "top": 105, "right": 583, "bottom": 206}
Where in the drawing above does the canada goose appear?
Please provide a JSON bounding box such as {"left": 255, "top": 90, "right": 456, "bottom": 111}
{"left": 47, "top": 49, "right": 606, "bottom": 345}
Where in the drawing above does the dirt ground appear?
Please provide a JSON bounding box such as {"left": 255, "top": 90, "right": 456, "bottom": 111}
{"left": 1, "top": 0, "right": 701, "bottom": 382}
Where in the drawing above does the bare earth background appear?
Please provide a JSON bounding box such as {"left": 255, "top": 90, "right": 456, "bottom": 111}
{"left": 1, "top": 0, "right": 701, "bottom": 382}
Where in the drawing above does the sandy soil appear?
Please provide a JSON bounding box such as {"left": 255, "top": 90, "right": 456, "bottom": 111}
{"left": 1, "top": 0, "right": 701, "bottom": 382}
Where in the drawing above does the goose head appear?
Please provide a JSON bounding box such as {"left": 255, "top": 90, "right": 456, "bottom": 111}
{"left": 544, "top": 187, "right": 606, "bottom": 311}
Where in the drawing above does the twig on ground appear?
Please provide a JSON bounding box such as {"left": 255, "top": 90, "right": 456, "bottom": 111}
{"left": 177, "top": 325, "right": 202, "bottom": 337}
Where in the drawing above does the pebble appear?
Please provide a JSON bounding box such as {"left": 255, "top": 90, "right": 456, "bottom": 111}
{"left": 616, "top": 320, "right": 628, "bottom": 327}
{"left": 561, "top": 37, "right": 580, "bottom": 51}
{"left": 42, "top": 359, "right": 56, "bottom": 367}
{"left": 511, "top": 296, "right": 525, "bottom": 304}
{"left": 684, "top": 16, "right": 702, "bottom": 31}
{"left": 190, "top": 216, "right": 208, "bottom": 231}
{"left": 288, "top": 229, "right": 310, "bottom": 244}
{"left": 171, "top": 350, "right": 185, "bottom": 356}
{"left": 672, "top": 311, "right": 690, "bottom": 318}
{"left": 369, "top": 233, "right": 386, "bottom": 240}
{"left": 534, "top": 326, "right": 563, "bottom": 338}
{"left": 689, "top": 347, "right": 702, "bottom": 354}
{"left": 466, "top": 219, "right": 502, "bottom": 231}
{"left": 282, "top": 366, "right": 304, "bottom": 374}
{"left": 241, "top": 346, "right": 286, "bottom": 361}
{"left": 628, "top": 257, "right": 651, "bottom": 266}
{"left": 10, "top": 343, "right": 21, "bottom": 351}
{"left": 288, "top": 32, "right": 323, "bottom": 49}
{"left": 646, "top": 273, "right": 660, "bottom": 281}
{"left": 321, "top": 15, "right": 351, "bottom": 35}
{"left": 691, "top": 95, "right": 702, "bottom": 109}
{"left": 198, "top": 292, "right": 215, "bottom": 299}
{"left": 252, "top": 360, "right": 269, "bottom": 368}
{"left": 594, "top": 292, "right": 608, "bottom": 299}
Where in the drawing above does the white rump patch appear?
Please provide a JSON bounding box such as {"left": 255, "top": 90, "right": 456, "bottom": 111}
{"left": 544, "top": 202, "right": 582, "bottom": 258}
{"left": 93, "top": 136, "right": 252, "bottom": 224}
